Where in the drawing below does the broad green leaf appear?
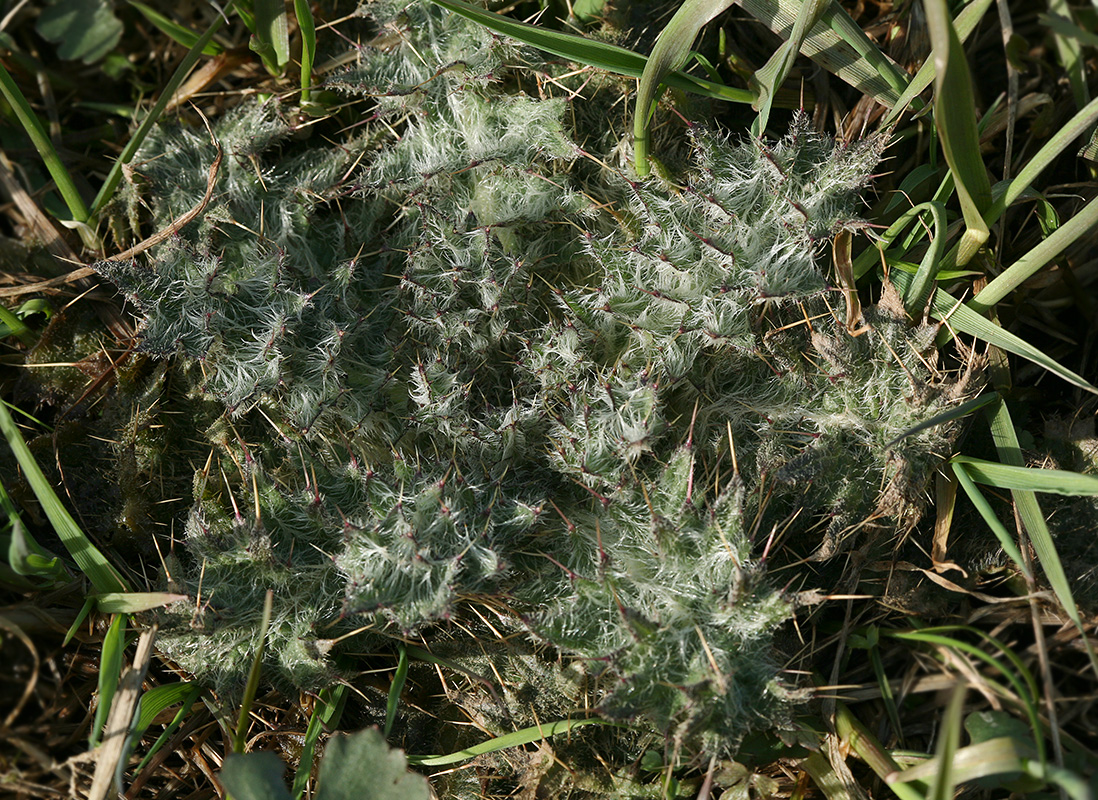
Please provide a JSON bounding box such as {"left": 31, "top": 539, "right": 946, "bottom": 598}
{"left": 316, "top": 729, "right": 431, "bottom": 800}
{"left": 7, "top": 518, "right": 65, "bottom": 580}
{"left": 253, "top": 0, "right": 291, "bottom": 74}
{"left": 925, "top": 0, "right": 992, "bottom": 266}
{"left": 221, "top": 751, "right": 294, "bottom": 800}
{"left": 965, "top": 710, "right": 1033, "bottom": 746}
{"left": 36, "top": 0, "right": 123, "bottom": 64}
{"left": 407, "top": 718, "right": 617, "bottom": 766}
{"left": 572, "top": 0, "right": 608, "bottom": 21}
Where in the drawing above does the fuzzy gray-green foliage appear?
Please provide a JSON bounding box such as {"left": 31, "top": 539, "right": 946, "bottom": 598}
{"left": 97, "top": 0, "right": 977, "bottom": 760}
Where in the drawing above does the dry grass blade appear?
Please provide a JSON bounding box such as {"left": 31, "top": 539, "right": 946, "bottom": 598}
{"left": 0, "top": 612, "right": 39, "bottom": 728}
{"left": 86, "top": 626, "right": 157, "bottom": 800}
{"left": 101, "top": 141, "right": 223, "bottom": 263}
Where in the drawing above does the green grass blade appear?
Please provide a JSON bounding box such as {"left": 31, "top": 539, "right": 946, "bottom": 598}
{"left": 882, "top": 0, "right": 994, "bottom": 125}
{"left": 127, "top": 1, "right": 224, "bottom": 56}
{"left": 900, "top": 201, "right": 946, "bottom": 315}
{"left": 291, "top": 684, "right": 347, "bottom": 799}
{"left": 427, "top": 0, "right": 754, "bottom": 100}
{"left": 749, "top": 0, "right": 829, "bottom": 139}
{"left": 929, "top": 684, "right": 964, "bottom": 800}
{"left": 886, "top": 392, "right": 998, "bottom": 448}
{"left": 0, "top": 65, "right": 91, "bottom": 227}
{"left": 384, "top": 645, "right": 408, "bottom": 739}
{"left": 430, "top": 0, "right": 646, "bottom": 73}
{"left": 853, "top": 201, "right": 945, "bottom": 280}
{"left": 634, "top": 0, "right": 736, "bottom": 175}
{"left": 925, "top": 0, "right": 992, "bottom": 267}
{"left": 233, "top": 589, "right": 273, "bottom": 753}
{"left": 969, "top": 194, "right": 1098, "bottom": 314}
{"left": 896, "top": 736, "right": 1037, "bottom": 786}
{"left": 407, "top": 718, "right": 619, "bottom": 766}
{"left": 887, "top": 270, "right": 1098, "bottom": 394}
{"left": 863, "top": 627, "right": 904, "bottom": 748}
{"left": 1045, "top": 0, "right": 1090, "bottom": 109}
{"left": 92, "top": 592, "right": 189, "bottom": 613}
{"left": 89, "top": 3, "right": 233, "bottom": 220}
{"left": 889, "top": 630, "right": 1036, "bottom": 711}
{"left": 134, "top": 684, "right": 203, "bottom": 774}
{"left": 294, "top": 0, "right": 316, "bottom": 104}
{"left": 834, "top": 703, "right": 925, "bottom": 800}
{"left": 253, "top": 0, "right": 291, "bottom": 74}
{"left": 7, "top": 518, "right": 66, "bottom": 582}
{"left": 132, "top": 682, "right": 200, "bottom": 737}
{"left": 977, "top": 96, "right": 1098, "bottom": 228}
{"left": 738, "top": 0, "right": 910, "bottom": 108}
{"left": 984, "top": 399, "right": 1098, "bottom": 677}
{"left": 0, "top": 400, "right": 128, "bottom": 593}
{"left": 63, "top": 597, "right": 95, "bottom": 646}
{"left": 90, "top": 612, "right": 127, "bottom": 748}
{"left": 952, "top": 460, "right": 1030, "bottom": 578}
{"left": 0, "top": 304, "right": 34, "bottom": 347}
{"left": 953, "top": 455, "right": 1098, "bottom": 496}
{"left": 890, "top": 623, "right": 1045, "bottom": 762}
